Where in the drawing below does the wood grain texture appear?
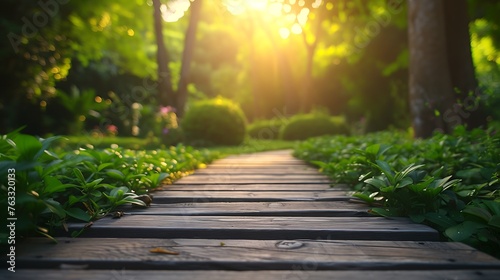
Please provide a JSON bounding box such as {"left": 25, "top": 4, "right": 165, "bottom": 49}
{"left": 14, "top": 238, "right": 500, "bottom": 271}
{"left": 65, "top": 216, "right": 439, "bottom": 241}
{"left": 4, "top": 270, "right": 500, "bottom": 280}
{"left": 148, "top": 190, "right": 351, "bottom": 203}
{"left": 162, "top": 183, "right": 339, "bottom": 191}
{"left": 124, "top": 201, "right": 371, "bottom": 217}
{"left": 193, "top": 168, "right": 321, "bottom": 175}
{"left": 174, "top": 174, "right": 331, "bottom": 184}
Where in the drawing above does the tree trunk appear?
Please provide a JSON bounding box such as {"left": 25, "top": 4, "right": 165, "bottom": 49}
{"left": 153, "top": 0, "right": 174, "bottom": 107}
{"left": 176, "top": 0, "right": 202, "bottom": 117}
{"left": 408, "top": 0, "right": 455, "bottom": 138}
{"left": 443, "top": 0, "right": 487, "bottom": 129}
{"left": 300, "top": 44, "right": 314, "bottom": 112}
{"left": 258, "top": 20, "right": 299, "bottom": 115}
{"left": 299, "top": 7, "right": 323, "bottom": 113}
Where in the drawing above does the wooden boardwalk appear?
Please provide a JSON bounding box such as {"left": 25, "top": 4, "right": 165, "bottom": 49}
{"left": 5, "top": 150, "right": 500, "bottom": 279}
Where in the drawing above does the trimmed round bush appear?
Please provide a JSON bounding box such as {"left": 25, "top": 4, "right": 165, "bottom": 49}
{"left": 247, "top": 118, "right": 285, "bottom": 140}
{"left": 181, "top": 97, "right": 247, "bottom": 146}
{"left": 279, "top": 113, "right": 349, "bottom": 141}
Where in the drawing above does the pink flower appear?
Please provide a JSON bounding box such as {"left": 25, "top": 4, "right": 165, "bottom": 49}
{"left": 106, "top": 125, "right": 118, "bottom": 134}
{"left": 160, "top": 106, "right": 176, "bottom": 115}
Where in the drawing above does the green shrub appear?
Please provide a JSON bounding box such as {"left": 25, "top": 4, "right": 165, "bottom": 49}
{"left": 182, "top": 97, "right": 247, "bottom": 146}
{"left": 160, "top": 127, "right": 184, "bottom": 147}
{"left": 279, "top": 113, "right": 348, "bottom": 141}
{"left": 248, "top": 118, "right": 286, "bottom": 140}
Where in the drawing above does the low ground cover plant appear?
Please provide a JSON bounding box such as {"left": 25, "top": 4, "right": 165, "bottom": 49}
{"left": 0, "top": 129, "right": 217, "bottom": 241}
{"left": 294, "top": 126, "right": 500, "bottom": 257}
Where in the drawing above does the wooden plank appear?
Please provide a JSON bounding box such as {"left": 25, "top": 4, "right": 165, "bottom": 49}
{"left": 14, "top": 238, "right": 500, "bottom": 271}
{"left": 208, "top": 164, "right": 312, "bottom": 169}
{"left": 124, "top": 201, "right": 371, "bottom": 217}
{"left": 150, "top": 190, "right": 350, "bottom": 203}
{"left": 213, "top": 160, "right": 305, "bottom": 165}
{"left": 162, "top": 183, "right": 338, "bottom": 191}
{"left": 203, "top": 165, "right": 319, "bottom": 170}
{"left": 66, "top": 216, "right": 439, "bottom": 241}
{"left": 211, "top": 157, "right": 304, "bottom": 164}
{"left": 174, "top": 176, "right": 331, "bottom": 184}
{"left": 178, "top": 174, "right": 329, "bottom": 180}
{"left": 193, "top": 168, "right": 321, "bottom": 175}
{"left": 5, "top": 270, "right": 500, "bottom": 280}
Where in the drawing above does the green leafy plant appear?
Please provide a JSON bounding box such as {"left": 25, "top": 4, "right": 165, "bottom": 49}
{"left": 0, "top": 130, "right": 218, "bottom": 242}
{"left": 294, "top": 125, "right": 500, "bottom": 257}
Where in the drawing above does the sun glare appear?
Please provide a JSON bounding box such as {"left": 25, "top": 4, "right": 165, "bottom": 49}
{"left": 222, "top": 0, "right": 323, "bottom": 39}
{"left": 161, "top": 0, "right": 191, "bottom": 22}
{"left": 279, "top": 27, "right": 291, "bottom": 39}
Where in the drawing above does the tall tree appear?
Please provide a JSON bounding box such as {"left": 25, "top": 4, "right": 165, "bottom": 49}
{"left": 176, "top": 0, "right": 202, "bottom": 117}
{"left": 153, "top": 0, "right": 201, "bottom": 115}
{"left": 443, "top": 0, "right": 486, "bottom": 129}
{"left": 153, "top": 0, "right": 175, "bottom": 107}
{"left": 408, "top": 0, "right": 486, "bottom": 138}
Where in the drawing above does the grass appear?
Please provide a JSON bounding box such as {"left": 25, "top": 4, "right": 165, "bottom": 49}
{"left": 57, "top": 135, "right": 297, "bottom": 156}
{"left": 55, "top": 135, "right": 159, "bottom": 150}
{"left": 204, "top": 139, "right": 298, "bottom": 157}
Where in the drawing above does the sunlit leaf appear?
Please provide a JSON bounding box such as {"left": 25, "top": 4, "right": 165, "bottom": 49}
{"left": 364, "top": 177, "right": 387, "bottom": 189}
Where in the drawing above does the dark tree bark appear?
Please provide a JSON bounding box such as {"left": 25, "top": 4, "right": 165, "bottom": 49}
{"left": 443, "top": 0, "right": 487, "bottom": 129}
{"left": 408, "top": 0, "right": 487, "bottom": 138}
{"left": 408, "top": 0, "right": 455, "bottom": 138}
{"left": 299, "top": 6, "right": 323, "bottom": 113}
{"left": 153, "top": 0, "right": 175, "bottom": 107}
{"left": 176, "top": 0, "right": 202, "bottom": 117}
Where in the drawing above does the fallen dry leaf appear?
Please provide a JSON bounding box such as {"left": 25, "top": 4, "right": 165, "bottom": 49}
{"left": 149, "top": 247, "right": 179, "bottom": 255}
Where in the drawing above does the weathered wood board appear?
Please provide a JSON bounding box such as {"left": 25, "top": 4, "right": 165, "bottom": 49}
{"left": 174, "top": 174, "right": 331, "bottom": 184}
{"left": 162, "top": 183, "right": 339, "bottom": 191}
{"left": 201, "top": 163, "right": 321, "bottom": 174}
{"left": 4, "top": 270, "right": 500, "bottom": 280}
{"left": 193, "top": 168, "right": 322, "bottom": 175}
{"left": 14, "top": 238, "right": 500, "bottom": 271}
{"left": 124, "top": 201, "right": 371, "bottom": 217}
{"left": 150, "top": 190, "right": 351, "bottom": 203}
{"left": 66, "top": 216, "right": 439, "bottom": 241}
